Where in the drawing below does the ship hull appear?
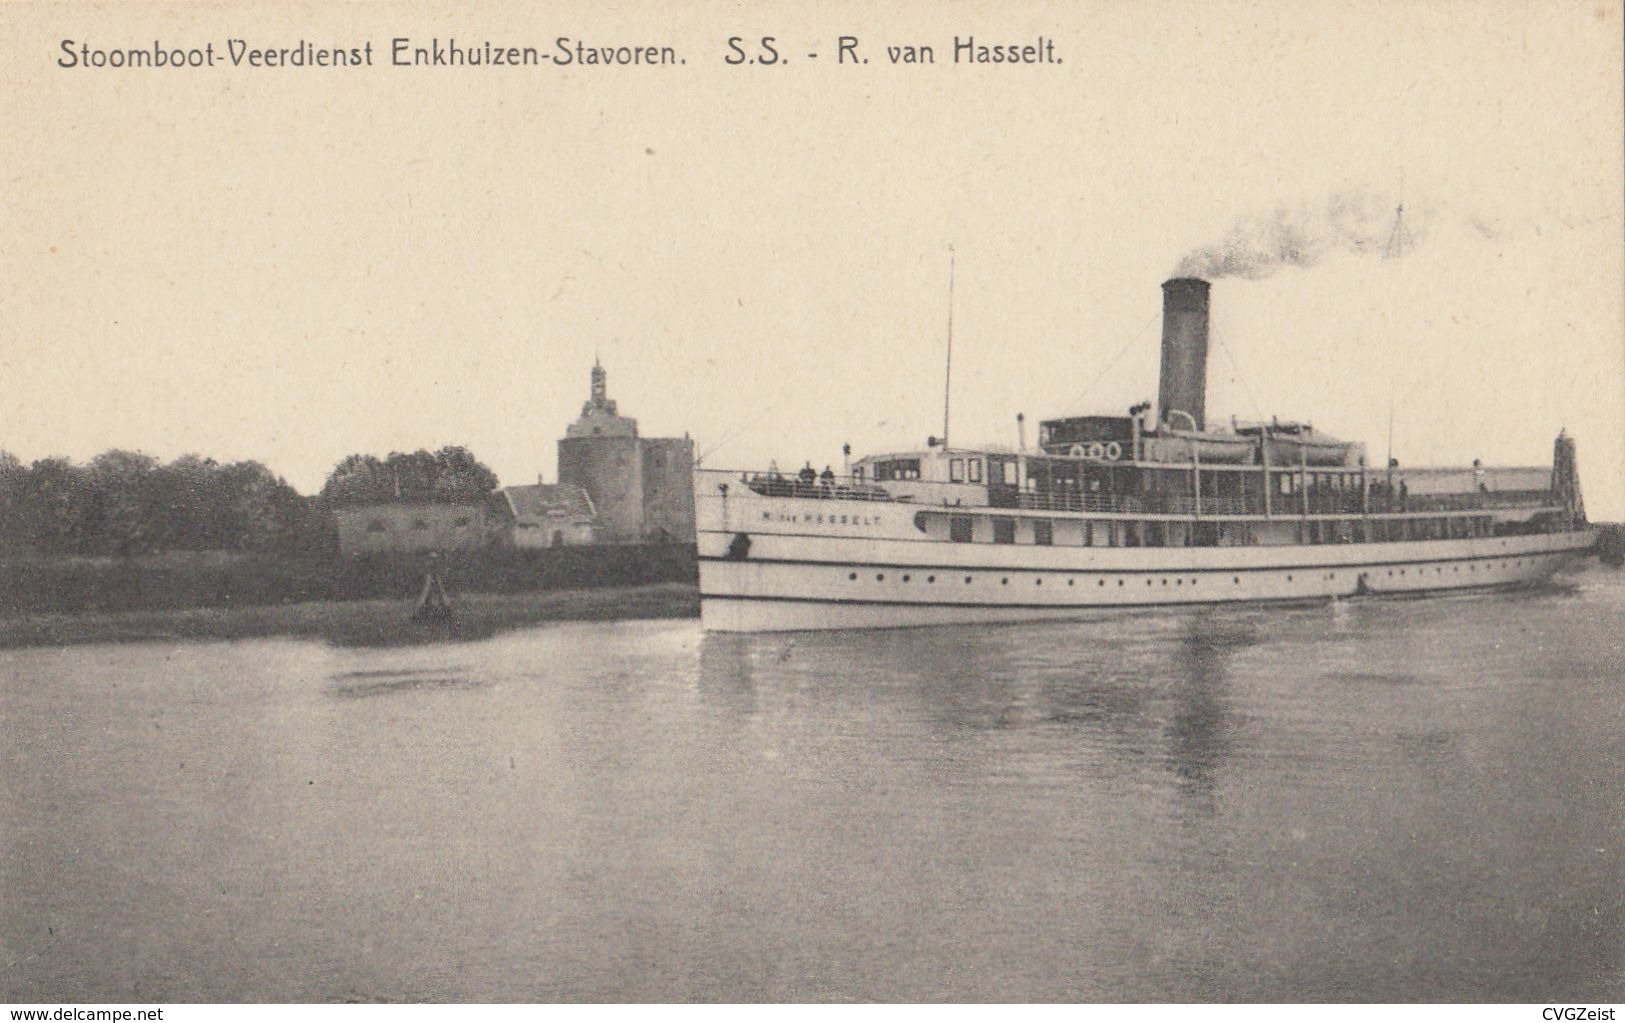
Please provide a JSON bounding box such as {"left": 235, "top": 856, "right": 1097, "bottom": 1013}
{"left": 695, "top": 483, "right": 1593, "bottom": 632}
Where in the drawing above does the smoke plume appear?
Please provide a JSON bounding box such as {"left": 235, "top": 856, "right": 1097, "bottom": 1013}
{"left": 1174, "top": 190, "right": 1432, "bottom": 280}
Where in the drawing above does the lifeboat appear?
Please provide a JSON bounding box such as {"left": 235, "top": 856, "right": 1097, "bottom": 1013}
{"left": 1139, "top": 430, "right": 1255, "bottom": 465}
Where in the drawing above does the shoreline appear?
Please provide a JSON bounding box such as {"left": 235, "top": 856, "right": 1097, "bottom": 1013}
{"left": 0, "top": 583, "right": 700, "bottom": 650}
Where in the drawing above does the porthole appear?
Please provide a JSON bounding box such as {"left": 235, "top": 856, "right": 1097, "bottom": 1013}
{"left": 1233, "top": 576, "right": 1240, "bottom": 584}
{"left": 927, "top": 575, "right": 936, "bottom": 583}
{"left": 876, "top": 573, "right": 885, "bottom": 581}
{"left": 1035, "top": 578, "right": 1043, "bottom": 586}
{"left": 1146, "top": 579, "right": 1153, "bottom": 586}
{"left": 1287, "top": 574, "right": 1294, "bottom": 582}
{"left": 1001, "top": 578, "right": 1009, "bottom": 585}
{"left": 849, "top": 572, "right": 857, "bottom": 580}
{"left": 1117, "top": 580, "right": 1125, "bottom": 587}
{"left": 1097, "top": 579, "right": 1105, "bottom": 587}
{"left": 902, "top": 574, "right": 911, "bottom": 582}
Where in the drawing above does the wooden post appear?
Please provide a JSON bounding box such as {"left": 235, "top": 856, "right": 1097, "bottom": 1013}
{"left": 1300, "top": 441, "right": 1310, "bottom": 518}
{"left": 1192, "top": 444, "right": 1202, "bottom": 518}
{"left": 1261, "top": 429, "right": 1272, "bottom": 519}
{"left": 1359, "top": 460, "right": 1369, "bottom": 541}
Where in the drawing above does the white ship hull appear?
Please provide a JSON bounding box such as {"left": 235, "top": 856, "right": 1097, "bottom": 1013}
{"left": 695, "top": 481, "right": 1593, "bottom": 632}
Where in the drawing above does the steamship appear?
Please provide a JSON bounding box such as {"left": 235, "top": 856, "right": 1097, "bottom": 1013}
{"left": 695, "top": 278, "right": 1594, "bottom": 632}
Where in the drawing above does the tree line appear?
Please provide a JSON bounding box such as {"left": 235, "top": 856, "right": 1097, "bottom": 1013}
{"left": 319, "top": 447, "right": 498, "bottom": 508}
{"left": 0, "top": 445, "right": 499, "bottom": 559}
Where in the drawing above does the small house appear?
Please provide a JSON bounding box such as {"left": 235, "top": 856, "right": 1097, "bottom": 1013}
{"left": 497, "top": 483, "right": 597, "bottom": 548}
{"left": 334, "top": 502, "right": 492, "bottom": 556}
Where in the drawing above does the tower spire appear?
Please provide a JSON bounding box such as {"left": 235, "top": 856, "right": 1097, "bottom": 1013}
{"left": 590, "top": 357, "right": 608, "bottom": 409}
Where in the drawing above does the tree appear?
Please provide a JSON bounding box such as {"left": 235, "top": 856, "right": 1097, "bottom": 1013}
{"left": 320, "top": 454, "right": 391, "bottom": 507}
{"left": 432, "top": 445, "right": 499, "bottom": 503}
{"left": 320, "top": 447, "right": 498, "bottom": 507}
{"left": 0, "top": 452, "right": 27, "bottom": 553}
{"left": 151, "top": 454, "right": 225, "bottom": 550}
{"left": 86, "top": 450, "right": 161, "bottom": 556}
{"left": 18, "top": 457, "right": 91, "bottom": 555}
{"left": 384, "top": 450, "right": 439, "bottom": 503}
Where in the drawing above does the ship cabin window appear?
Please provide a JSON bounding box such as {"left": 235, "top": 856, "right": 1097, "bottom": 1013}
{"left": 1279, "top": 474, "right": 1296, "bottom": 495}
{"left": 950, "top": 458, "right": 965, "bottom": 483}
{"left": 950, "top": 515, "right": 974, "bottom": 543}
{"left": 1145, "top": 522, "right": 1167, "bottom": 547}
{"left": 1002, "top": 462, "right": 1018, "bottom": 486}
{"left": 1123, "top": 522, "right": 1141, "bottom": 547}
{"left": 992, "top": 517, "right": 1016, "bottom": 544}
{"left": 1033, "top": 520, "right": 1053, "bottom": 546}
{"left": 1081, "top": 520, "right": 1093, "bottom": 546}
{"left": 969, "top": 459, "right": 983, "bottom": 483}
{"left": 852, "top": 465, "right": 865, "bottom": 482}
{"left": 873, "top": 459, "right": 921, "bottom": 481}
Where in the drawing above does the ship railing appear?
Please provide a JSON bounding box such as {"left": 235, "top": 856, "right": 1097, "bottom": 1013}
{"left": 1171, "top": 495, "right": 1258, "bottom": 516}
{"left": 1369, "top": 489, "right": 1552, "bottom": 513}
{"left": 736, "top": 473, "right": 895, "bottom": 502}
{"left": 1011, "top": 492, "right": 1148, "bottom": 514}
{"left": 1015, "top": 493, "right": 1265, "bottom": 516}
{"left": 725, "top": 469, "right": 1556, "bottom": 517}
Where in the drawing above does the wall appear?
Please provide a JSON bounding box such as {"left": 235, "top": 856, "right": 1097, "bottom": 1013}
{"left": 510, "top": 517, "right": 596, "bottom": 549}
{"left": 639, "top": 437, "right": 696, "bottom": 542}
{"left": 558, "top": 435, "right": 643, "bottom": 543}
{"left": 334, "top": 503, "right": 491, "bottom": 556}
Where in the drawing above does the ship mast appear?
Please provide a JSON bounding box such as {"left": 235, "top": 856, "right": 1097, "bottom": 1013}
{"left": 1383, "top": 193, "right": 1406, "bottom": 504}
{"left": 1384, "top": 202, "right": 1411, "bottom": 260}
{"left": 942, "top": 244, "right": 955, "bottom": 450}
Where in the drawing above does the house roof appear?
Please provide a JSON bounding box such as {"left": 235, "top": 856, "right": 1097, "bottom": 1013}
{"left": 499, "top": 484, "right": 596, "bottom": 520}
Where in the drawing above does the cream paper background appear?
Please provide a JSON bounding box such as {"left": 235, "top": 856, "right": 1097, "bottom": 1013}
{"left": 3, "top": 2, "right": 1621, "bottom": 517}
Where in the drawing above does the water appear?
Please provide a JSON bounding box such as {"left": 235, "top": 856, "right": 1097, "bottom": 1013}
{"left": 3, "top": 566, "right": 1623, "bottom": 1002}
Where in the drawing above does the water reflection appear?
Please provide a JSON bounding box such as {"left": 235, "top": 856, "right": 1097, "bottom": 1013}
{"left": 1164, "top": 614, "right": 1249, "bottom": 808}
{"left": 328, "top": 668, "right": 483, "bottom": 700}
{"left": 3, "top": 567, "right": 1622, "bottom": 1001}
{"left": 698, "top": 608, "right": 1253, "bottom": 814}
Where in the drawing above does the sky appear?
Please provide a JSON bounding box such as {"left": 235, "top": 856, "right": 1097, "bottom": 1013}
{"left": 4, "top": 1, "right": 1622, "bottom": 517}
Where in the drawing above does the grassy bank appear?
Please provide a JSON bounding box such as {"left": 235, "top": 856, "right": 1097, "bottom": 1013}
{"left": 0, "top": 545, "right": 697, "bottom": 616}
{"left": 0, "top": 583, "right": 700, "bottom": 650}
